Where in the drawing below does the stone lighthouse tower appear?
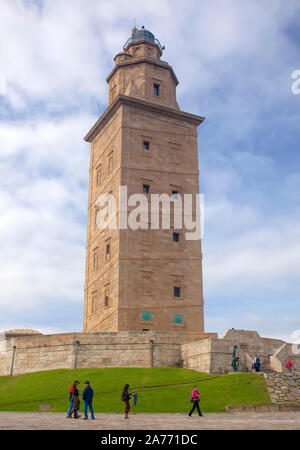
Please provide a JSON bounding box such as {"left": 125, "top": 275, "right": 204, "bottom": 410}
{"left": 83, "top": 27, "right": 205, "bottom": 338}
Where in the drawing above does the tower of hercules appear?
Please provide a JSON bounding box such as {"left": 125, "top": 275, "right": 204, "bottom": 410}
{"left": 83, "top": 26, "right": 205, "bottom": 338}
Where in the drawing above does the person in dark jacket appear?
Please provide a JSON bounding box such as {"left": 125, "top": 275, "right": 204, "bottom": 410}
{"left": 67, "top": 381, "right": 80, "bottom": 418}
{"left": 254, "top": 355, "right": 261, "bottom": 372}
{"left": 82, "top": 381, "right": 95, "bottom": 420}
{"left": 121, "top": 384, "right": 132, "bottom": 419}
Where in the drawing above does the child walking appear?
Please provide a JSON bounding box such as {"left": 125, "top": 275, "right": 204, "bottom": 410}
{"left": 132, "top": 391, "right": 138, "bottom": 406}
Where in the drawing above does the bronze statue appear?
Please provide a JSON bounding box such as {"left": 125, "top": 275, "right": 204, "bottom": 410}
{"left": 232, "top": 345, "right": 239, "bottom": 372}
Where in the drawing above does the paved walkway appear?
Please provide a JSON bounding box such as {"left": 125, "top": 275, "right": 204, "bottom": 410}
{"left": 0, "top": 412, "right": 300, "bottom": 430}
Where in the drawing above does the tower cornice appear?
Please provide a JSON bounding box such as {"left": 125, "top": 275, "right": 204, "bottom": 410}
{"left": 106, "top": 57, "right": 179, "bottom": 86}
{"left": 84, "top": 94, "right": 205, "bottom": 143}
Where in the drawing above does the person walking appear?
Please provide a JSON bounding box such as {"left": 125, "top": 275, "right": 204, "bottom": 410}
{"left": 82, "top": 381, "right": 95, "bottom": 420}
{"left": 67, "top": 381, "right": 80, "bottom": 418}
{"left": 121, "top": 384, "right": 132, "bottom": 419}
{"left": 286, "top": 358, "right": 293, "bottom": 373}
{"left": 70, "top": 381, "right": 81, "bottom": 419}
{"left": 254, "top": 355, "right": 261, "bottom": 372}
{"left": 67, "top": 380, "right": 78, "bottom": 418}
{"left": 188, "top": 386, "right": 203, "bottom": 417}
{"left": 132, "top": 391, "right": 138, "bottom": 406}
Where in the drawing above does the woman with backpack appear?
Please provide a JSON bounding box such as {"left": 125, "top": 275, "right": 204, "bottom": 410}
{"left": 67, "top": 380, "right": 79, "bottom": 418}
{"left": 70, "top": 381, "right": 81, "bottom": 419}
{"left": 188, "top": 385, "right": 203, "bottom": 417}
{"left": 121, "top": 384, "right": 132, "bottom": 419}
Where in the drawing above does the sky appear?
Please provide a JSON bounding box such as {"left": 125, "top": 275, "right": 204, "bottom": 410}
{"left": 0, "top": 0, "right": 299, "bottom": 342}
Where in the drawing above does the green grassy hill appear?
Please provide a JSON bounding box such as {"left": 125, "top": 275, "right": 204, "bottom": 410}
{"left": 0, "top": 368, "right": 271, "bottom": 413}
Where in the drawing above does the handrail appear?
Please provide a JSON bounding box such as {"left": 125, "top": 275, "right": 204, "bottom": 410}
{"left": 123, "top": 37, "right": 164, "bottom": 53}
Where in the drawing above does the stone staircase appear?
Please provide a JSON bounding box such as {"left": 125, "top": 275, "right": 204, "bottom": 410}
{"left": 270, "top": 342, "right": 300, "bottom": 373}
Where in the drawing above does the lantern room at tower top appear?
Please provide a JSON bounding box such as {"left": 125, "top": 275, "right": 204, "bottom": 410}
{"left": 106, "top": 26, "right": 180, "bottom": 110}
{"left": 123, "top": 25, "right": 165, "bottom": 56}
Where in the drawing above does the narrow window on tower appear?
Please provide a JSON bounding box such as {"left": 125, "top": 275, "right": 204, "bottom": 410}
{"left": 93, "top": 247, "right": 99, "bottom": 270}
{"left": 95, "top": 207, "right": 99, "bottom": 227}
{"left": 174, "top": 314, "right": 183, "bottom": 324}
{"left": 143, "top": 141, "right": 150, "bottom": 151}
{"left": 141, "top": 272, "right": 152, "bottom": 296}
{"left": 143, "top": 184, "right": 150, "bottom": 194}
{"left": 108, "top": 155, "right": 113, "bottom": 174}
{"left": 111, "top": 85, "right": 116, "bottom": 101}
{"left": 173, "top": 232, "right": 180, "bottom": 243}
{"left": 174, "top": 286, "right": 181, "bottom": 298}
{"left": 106, "top": 242, "right": 111, "bottom": 261}
{"left": 96, "top": 165, "right": 101, "bottom": 186}
{"left": 142, "top": 311, "right": 152, "bottom": 321}
{"left": 172, "top": 147, "right": 180, "bottom": 164}
{"left": 154, "top": 83, "right": 160, "bottom": 96}
{"left": 105, "top": 292, "right": 109, "bottom": 308}
{"left": 133, "top": 46, "right": 141, "bottom": 57}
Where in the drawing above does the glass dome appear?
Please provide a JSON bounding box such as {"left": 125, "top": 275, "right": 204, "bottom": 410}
{"left": 123, "top": 27, "right": 164, "bottom": 53}
{"left": 131, "top": 28, "right": 155, "bottom": 44}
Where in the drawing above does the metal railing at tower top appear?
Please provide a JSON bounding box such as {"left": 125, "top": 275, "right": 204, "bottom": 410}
{"left": 123, "top": 36, "right": 164, "bottom": 53}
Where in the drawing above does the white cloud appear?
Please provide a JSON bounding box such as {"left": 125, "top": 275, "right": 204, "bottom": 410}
{"left": 0, "top": 0, "right": 297, "bottom": 113}
{"left": 0, "top": 71, "right": 6, "bottom": 95}
{"left": 0, "top": 114, "right": 95, "bottom": 324}
{"left": 203, "top": 196, "right": 300, "bottom": 300}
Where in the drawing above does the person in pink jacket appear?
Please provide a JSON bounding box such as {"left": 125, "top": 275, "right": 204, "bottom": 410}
{"left": 188, "top": 386, "right": 203, "bottom": 417}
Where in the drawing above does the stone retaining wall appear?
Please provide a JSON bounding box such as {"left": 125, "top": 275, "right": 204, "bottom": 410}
{"left": 1, "top": 328, "right": 297, "bottom": 377}
{"left": 0, "top": 330, "right": 216, "bottom": 376}
{"left": 264, "top": 371, "right": 300, "bottom": 404}
{"left": 180, "top": 338, "right": 211, "bottom": 372}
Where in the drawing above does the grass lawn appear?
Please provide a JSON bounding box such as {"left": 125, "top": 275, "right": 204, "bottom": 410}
{"left": 0, "top": 368, "right": 271, "bottom": 413}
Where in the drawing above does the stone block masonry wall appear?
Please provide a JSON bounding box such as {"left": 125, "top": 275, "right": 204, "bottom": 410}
{"left": 181, "top": 338, "right": 241, "bottom": 374}
{"left": 0, "top": 331, "right": 215, "bottom": 377}
{"left": 0, "top": 339, "right": 11, "bottom": 376}
{"left": 0, "top": 333, "right": 77, "bottom": 376}
{"left": 210, "top": 339, "right": 236, "bottom": 374}
{"left": 181, "top": 339, "right": 211, "bottom": 373}
{"left": 181, "top": 329, "right": 289, "bottom": 374}
{"left": 0, "top": 328, "right": 292, "bottom": 377}
{"left": 222, "top": 329, "right": 270, "bottom": 370}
